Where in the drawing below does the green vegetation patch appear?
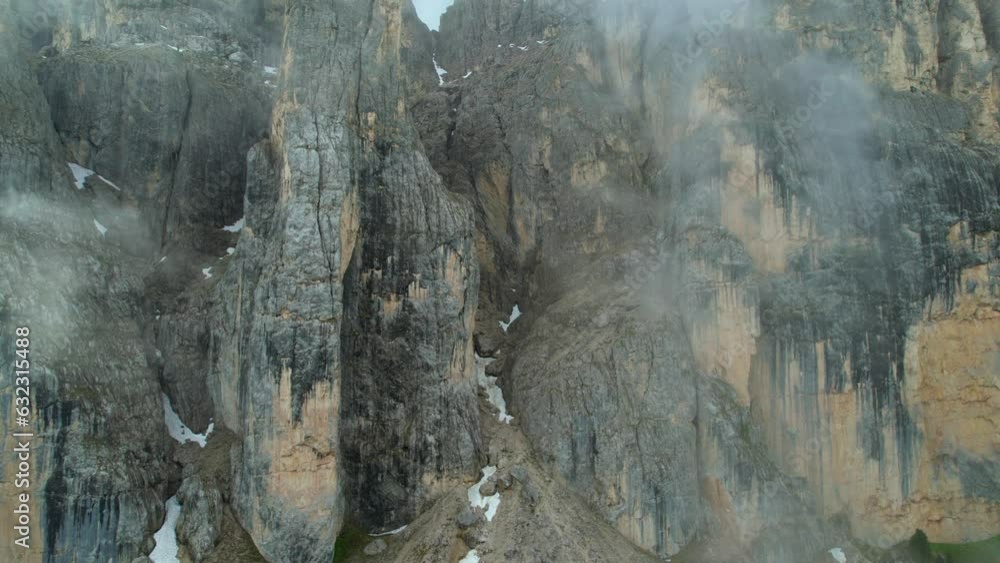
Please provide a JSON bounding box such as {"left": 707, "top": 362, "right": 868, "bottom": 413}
{"left": 868, "top": 530, "right": 1000, "bottom": 563}
{"left": 930, "top": 534, "right": 1000, "bottom": 563}
{"left": 333, "top": 522, "right": 369, "bottom": 562}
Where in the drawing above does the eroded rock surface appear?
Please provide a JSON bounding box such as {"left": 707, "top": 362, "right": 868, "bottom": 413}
{"left": 0, "top": 0, "right": 997, "bottom": 562}
{"left": 412, "top": 0, "right": 999, "bottom": 560}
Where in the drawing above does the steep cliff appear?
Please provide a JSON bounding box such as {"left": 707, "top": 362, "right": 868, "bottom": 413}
{"left": 0, "top": 10, "right": 174, "bottom": 561}
{"left": 0, "top": 0, "right": 997, "bottom": 562}
{"left": 3, "top": 0, "right": 264, "bottom": 559}
{"left": 412, "top": 0, "right": 999, "bottom": 560}
{"left": 205, "top": 1, "right": 483, "bottom": 559}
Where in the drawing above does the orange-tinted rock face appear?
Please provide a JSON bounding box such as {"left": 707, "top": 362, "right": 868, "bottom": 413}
{"left": 421, "top": 1, "right": 998, "bottom": 559}
{"left": 2, "top": 0, "right": 997, "bottom": 561}
{"left": 214, "top": 2, "right": 483, "bottom": 560}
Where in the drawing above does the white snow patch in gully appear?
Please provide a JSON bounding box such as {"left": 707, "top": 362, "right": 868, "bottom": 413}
{"left": 93, "top": 219, "right": 108, "bottom": 236}
{"left": 463, "top": 70, "right": 473, "bottom": 79}
{"left": 829, "top": 547, "right": 847, "bottom": 563}
{"left": 149, "top": 496, "right": 181, "bottom": 563}
{"left": 476, "top": 354, "right": 512, "bottom": 424}
{"left": 370, "top": 524, "right": 408, "bottom": 537}
{"left": 97, "top": 175, "right": 122, "bottom": 191}
{"left": 202, "top": 267, "right": 213, "bottom": 279}
{"left": 459, "top": 549, "right": 480, "bottom": 563}
{"left": 468, "top": 466, "right": 501, "bottom": 522}
{"left": 162, "top": 393, "right": 213, "bottom": 447}
{"left": 433, "top": 55, "right": 448, "bottom": 85}
{"left": 263, "top": 66, "right": 278, "bottom": 75}
{"left": 68, "top": 163, "right": 95, "bottom": 189}
{"left": 222, "top": 217, "right": 244, "bottom": 232}
{"left": 499, "top": 304, "right": 521, "bottom": 332}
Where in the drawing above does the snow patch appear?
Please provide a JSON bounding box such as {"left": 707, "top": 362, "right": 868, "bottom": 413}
{"left": 463, "top": 71, "right": 473, "bottom": 79}
{"left": 68, "top": 163, "right": 95, "bottom": 189}
{"left": 162, "top": 393, "right": 213, "bottom": 447}
{"left": 433, "top": 55, "right": 448, "bottom": 85}
{"left": 516, "top": 45, "right": 528, "bottom": 51}
{"left": 97, "top": 175, "right": 122, "bottom": 191}
{"left": 829, "top": 548, "right": 847, "bottom": 563}
{"left": 459, "top": 550, "right": 480, "bottom": 563}
{"left": 93, "top": 219, "right": 108, "bottom": 236}
{"left": 536, "top": 40, "right": 548, "bottom": 45}
{"left": 264, "top": 65, "right": 278, "bottom": 75}
{"left": 69, "top": 163, "right": 123, "bottom": 191}
{"left": 226, "top": 247, "right": 236, "bottom": 256}
{"left": 202, "top": 267, "right": 213, "bottom": 279}
{"left": 499, "top": 304, "right": 521, "bottom": 332}
{"left": 222, "top": 217, "right": 245, "bottom": 233}
{"left": 370, "top": 524, "right": 408, "bottom": 537}
{"left": 468, "top": 466, "right": 501, "bottom": 522}
{"left": 476, "top": 355, "right": 513, "bottom": 424}
{"left": 149, "top": 496, "right": 181, "bottom": 563}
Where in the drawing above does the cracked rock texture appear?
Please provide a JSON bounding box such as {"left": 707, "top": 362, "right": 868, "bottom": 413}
{"left": 415, "top": 0, "right": 999, "bottom": 560}
{"left": 0, "top": 0, "right": 997, "bottom": 562}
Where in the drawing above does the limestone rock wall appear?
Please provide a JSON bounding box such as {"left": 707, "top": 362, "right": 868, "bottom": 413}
{"left": 416, "top": 0, "right": 1000, "bottom": 560}
{"left": 0, "top": 14, "right": 174, "bottom": 562}
{"left": 206, "top": 0, "right": 482, "bottom": 558}
{"left": 1, "top": 0, "right": 997, "bottom": 561}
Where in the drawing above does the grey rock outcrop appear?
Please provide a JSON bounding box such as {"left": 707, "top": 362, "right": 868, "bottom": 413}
{"left": 410, "top": 0, "right": 1000, "bottom": 560}
{"left": 362, "top": 538, "right": 387, "bottom": 555}
{"left": 39, "top": 46, "right": 272, "bottom": 252}
{"left": 1, "top": 0, "right": 997, "bottom": 562}
{"left": 456, "top": 506, "right": 482, "bottom": 528}
{"left": 204, "top": 0, "right": 482, "bottom": 559}
{"left": 0, "top": 12, "right": 174, "bottom": 563}
{"left": 176, "top": 474, "right": 223, "bottom": 561}
{"left": 0, "top": 1, "right": 275, "bottom": 561}
{"left": 37, "top": 46, "right": 272, "bottom": 432}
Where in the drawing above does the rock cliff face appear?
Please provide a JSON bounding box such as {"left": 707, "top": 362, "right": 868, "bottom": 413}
{"left": 416, "top": 0, "right": 999, "bottom": 559}
{"left": 0, "top": 13, "right": 174, "bottom": 562}
{"left": 207, "top": 1, "right": 482, "bottom": 559}
{"left": 0, "top": 0, "right": 996, "bottom": 562}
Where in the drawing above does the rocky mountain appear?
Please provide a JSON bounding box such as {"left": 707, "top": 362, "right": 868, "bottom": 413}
{"left": 0, "top": 0, "right": 996, "bottom": 562}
